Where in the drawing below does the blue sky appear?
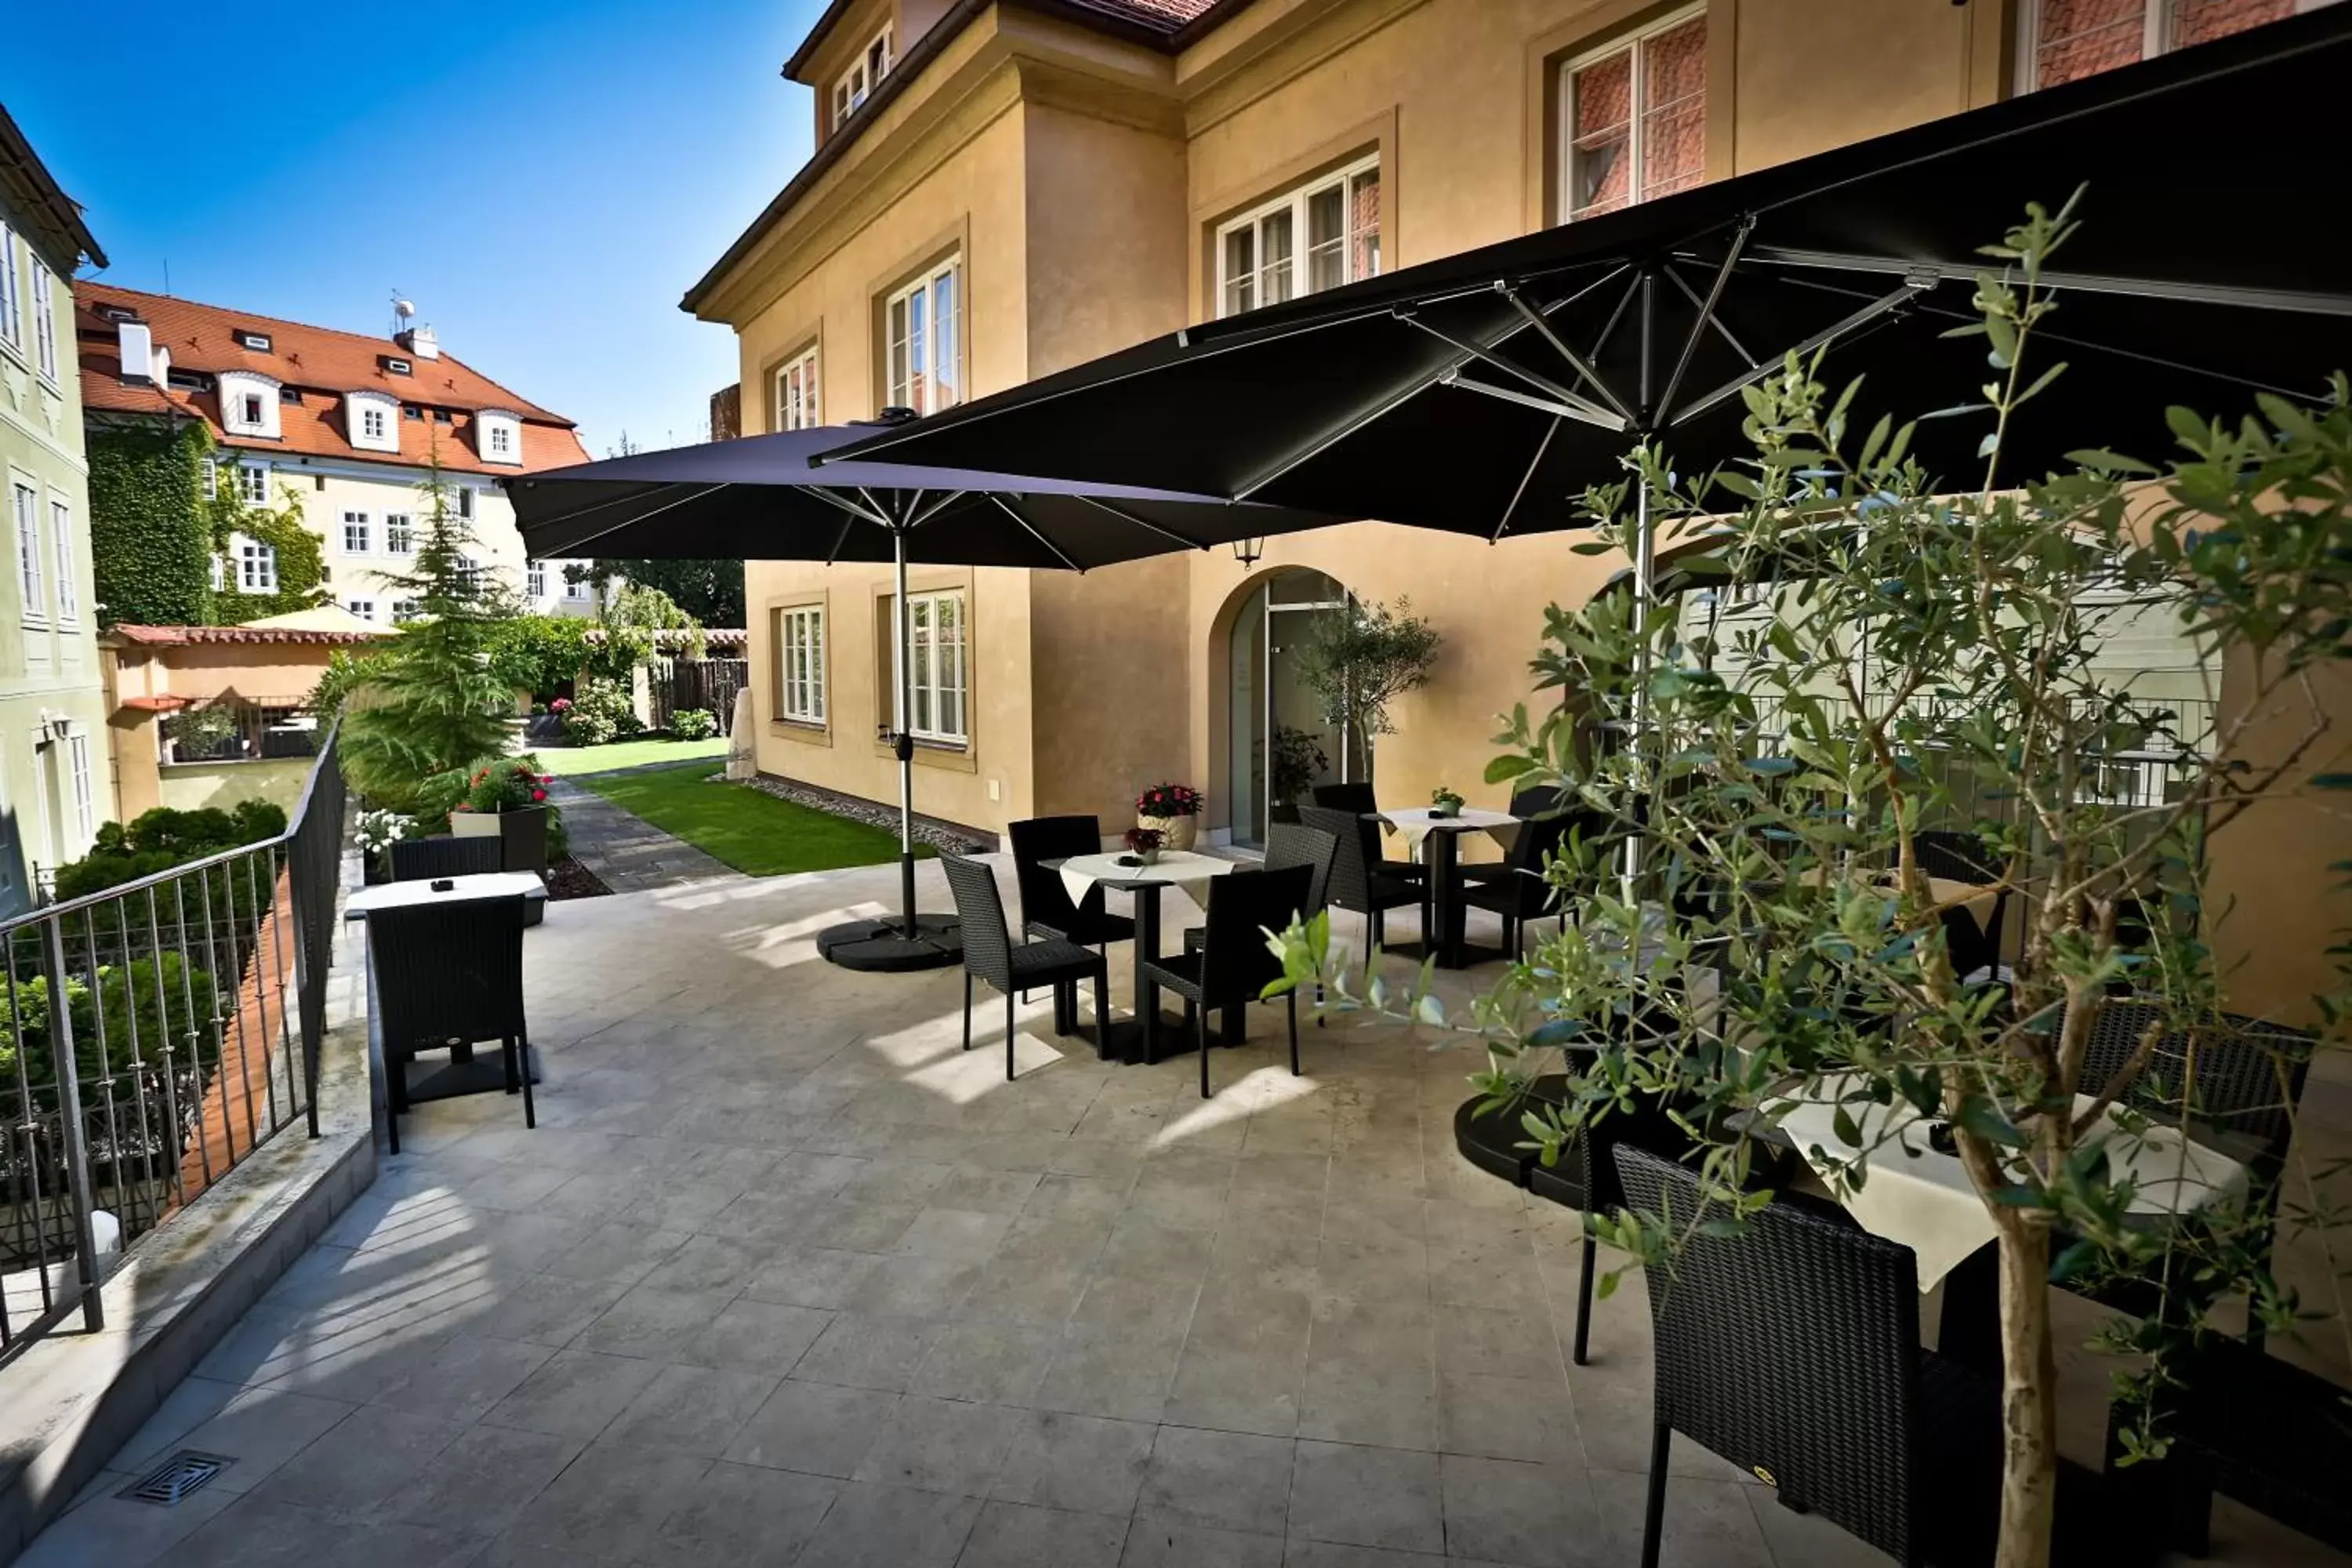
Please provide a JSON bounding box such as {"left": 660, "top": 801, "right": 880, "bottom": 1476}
{"left": 5, "top": 0, "right": 829, "bottom": 454}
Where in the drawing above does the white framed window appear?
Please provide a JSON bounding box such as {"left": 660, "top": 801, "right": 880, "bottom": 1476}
{"left": 457, "top": 486, "right": 475, "bottom": 518}
{"left": 392, "top": 598, "right": 423, "bottom": 622}
{"left": 526, "top": 561, "right": 546, "bottom": 598}
{"left": 362, "top": 405, "right": 387, "bottom": 441}
{"left": 219, "top": 371, "right": 283, "bottom": 438}
{"left": 341, "top": 510, "right": 371, "bottom": 554}
{"left": 67, "top": 733, "right": 93, "bottom": 843}
{"left": 903, "top": 589, "right": 967, "bottom": 745}
{"left": 201, "top": 458, "right": 219, "bottom": 500}
{"left": 564, "top": 568, "right": 590, "bottom": 602}
{"left": 1559, "top": 5, "right": 1708, "bottom": 223}
{"left": 833, "top": 26, "right": 893, "bottom": 129}
{"left": 0, "top": 225, "right": 18, "bottom": 352}
{"left": 384, "top": 513, "right": 414, "bottom": 554}
{"left": 776, "top": 604, "right": 826, "bottom": 724}
{"left": 1217, "top": 154, "right": 1382, "bottom": 319}
{"left": 455, "top": 553, "right": 481, "bottom": 588}
{"left": 487, "top": 423, "right": 514, "bottom": 457}
{"left": 2016, "top": 0, "right": 2316, "bottom": 92}
{"left": 238, "top": 463, "right": 270, "bottom": 505}
{"left": 234, "top": 534, "right": 278, "bottom": 593}
{"left": 29, "top": 262, "right": 56, "bottom": 381}
{"left": 49, "top": 499, "right": 76, "bottom": 624}
{"left": 775, "top": 346, "right": 821, "bottom": 431}
{"left": 345, "top": 597, "right": 376, "bottom": 622}
{"left": 9, "top": 481, "right": 39, "bottom": 623}
{"left": 238, "top": 330, "right": 271, "bottom": 351}
{"left": 478, "top": 412, "right": 522, "bottom": 464}
{"left": 886, "top": 259, "right": 961, "bottom": 416}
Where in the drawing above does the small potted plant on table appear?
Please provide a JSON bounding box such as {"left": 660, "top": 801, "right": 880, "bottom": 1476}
{"left": 1136, "top": 782, "right": 1203, "bottom": 852}
{"left": 1429, "top": 785, "right": 1465, "bottom": 820}
{"left": 450, "top": 760, "right": 557, "bottom": 876}
{"left": 1123, "top": 826, "right": 1165, "bottom": 866}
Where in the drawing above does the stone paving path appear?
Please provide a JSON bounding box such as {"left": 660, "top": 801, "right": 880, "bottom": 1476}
{"left": 548, "top": 773, "right": 741, "bottom": 894}
{"left": 18, "top": 858, "right": 2342, "bottom": 1568}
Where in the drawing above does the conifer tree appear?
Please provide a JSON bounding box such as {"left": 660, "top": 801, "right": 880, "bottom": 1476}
{"left": 339, "top": 455, "right": 517, "bottom": 805}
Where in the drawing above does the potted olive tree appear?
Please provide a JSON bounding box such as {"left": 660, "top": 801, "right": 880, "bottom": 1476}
{"left": 1276, "top": 198, "right": 2352, "bottom": 1568}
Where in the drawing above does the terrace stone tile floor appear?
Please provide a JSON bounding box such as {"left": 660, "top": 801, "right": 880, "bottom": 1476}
{"left": 24, "top": 858, "right": 2350, "bottom": 1566}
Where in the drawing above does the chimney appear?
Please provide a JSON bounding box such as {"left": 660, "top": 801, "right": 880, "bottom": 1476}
{"left": 118, "top": 321, "right": 153, "bottom": 384}
{"left": 151, "top": 344, "right": 172, "bottom": 385}
{"left": 397, "top": 322, "right": 441, "bottom": 361}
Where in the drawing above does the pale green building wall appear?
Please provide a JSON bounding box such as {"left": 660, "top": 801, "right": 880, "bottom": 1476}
{"left": 0, "top": 212, "right": 111, "bottom": 916}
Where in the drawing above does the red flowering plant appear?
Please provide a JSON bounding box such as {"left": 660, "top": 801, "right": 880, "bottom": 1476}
{"left": 1122, "top": 826, "right": 1164, "bottom": 858}
{"left": 1134, "top": 782, "right": 1203, "bottom": 819}
{"left": 457, "top": 760, "right": 554, "bottom": 814}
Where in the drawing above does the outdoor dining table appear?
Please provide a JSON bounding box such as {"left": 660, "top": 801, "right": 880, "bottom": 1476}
{"left": 344, "top": 871, "right": 546, "bottom": 1102}
{"left": 1751, "top": 1071, "right": 2252, "bottom": 1370}
{"left": 1373, "top": 806, "right": 1521, "bottom": 970}
{"left": 1048, "top": 850, "right": 1239, "bottom": 1065}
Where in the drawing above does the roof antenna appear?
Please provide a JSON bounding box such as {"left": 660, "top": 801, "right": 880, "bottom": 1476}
{"left": 162, "top": 258, "right": 171, "bottom": 296}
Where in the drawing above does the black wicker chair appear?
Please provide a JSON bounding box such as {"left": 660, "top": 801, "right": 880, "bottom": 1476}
{"left": 1309, "top": 782, "right": 1377, "bottom": 815}
{"left": 1007, "top": 815, "right": 1135, "bottom": 951}
{"left": 391, "top": 835, "right": 503, "bottom": 880}
{"left": 1613, "top": 1143, "right": 2005, "bottom": 1568}
{"left": 1458, "top": 811, "right": 1581, "bottom": 959}
{"left": 1186, "top": 822, "right": 1338, "bottom": 1031}
{"left": 1910, "top": 829, "right": 2009, "bottom": 977}
{"left": 370, "top": 895, "right": 534, "bottom": 1156}
{"left": 1142, "top": 863, "right": 1313, "bottom": 1098}
{"left": 941, "top": 855, "right": 1108, "bottom": 1081}
{"left": 1297, "top": 804, "right": 1427, "bottom": 949}
{"left": 1508, "top": 782, "right": 1564, "bottom": 818}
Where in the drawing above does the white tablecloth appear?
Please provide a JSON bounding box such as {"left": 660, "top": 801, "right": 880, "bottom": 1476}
{"left": 1768, "top": 1073, "right": 2249, "bottom": 1289}
{"left": 1378, "top": 805, "right": 1522, "bottom": 857}
{"left": 1058, "top": 849, "right": 1236, "bottom": 912}
{"left": 343, "top": 871, "right": 546, "bottom": 919}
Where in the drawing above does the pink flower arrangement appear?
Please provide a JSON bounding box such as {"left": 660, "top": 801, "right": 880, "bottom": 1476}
{"left": 550, "top": 696, "right": 572, "bottom": 713}
{"left": 1135, "top": 782, "right": 1203, "bottom": 819}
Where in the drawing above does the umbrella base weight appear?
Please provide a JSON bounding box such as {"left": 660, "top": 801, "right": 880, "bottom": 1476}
{"left": 818, "top": 915, "right": 964, "bottom": 972}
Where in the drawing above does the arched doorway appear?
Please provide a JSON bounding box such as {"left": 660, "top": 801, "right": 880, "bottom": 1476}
{"left": 1225, "top": 567, "right": 1370, "bottom": 848}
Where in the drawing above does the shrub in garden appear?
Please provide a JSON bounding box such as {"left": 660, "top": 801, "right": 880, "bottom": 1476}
{"left": 559, "top": 677, "right": 640, "bottom": 746}
{"left": 672, "top": 708, "right": 718, "bottom": 741}
{"left": 0, "top": 953, "right": 219, "bottom": 1095}
{"left": 60, "top": 802, "right": 288, "bottom": 902}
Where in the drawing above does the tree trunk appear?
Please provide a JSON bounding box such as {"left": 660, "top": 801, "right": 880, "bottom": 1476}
{"left": 1993, "top": 1218, "right": 2060, "bottom": 1568}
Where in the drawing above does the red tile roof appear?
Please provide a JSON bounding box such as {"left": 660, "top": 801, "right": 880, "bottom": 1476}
{"left": 1065, "top": 0, "right": 1218, "bottom": 27}
{"left": 77, "top": 283, "right": 590, "bottom": 478}
{"left": 107, "top": 623, "right": 392, "bottom": 648}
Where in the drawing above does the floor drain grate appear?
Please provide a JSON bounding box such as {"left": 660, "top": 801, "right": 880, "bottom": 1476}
{"left": 119, "top": 1451, "right": 234, "bottom": 1506}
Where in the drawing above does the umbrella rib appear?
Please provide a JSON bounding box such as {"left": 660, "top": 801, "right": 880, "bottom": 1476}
{"left": 1492, "top": 416, "right": 1562, "bottom": 543}
{"left": 909, "top": 491, "right": 965, "bottom": 528}
{"left": 1399, "top": 313, "right": 1624, "bottom": 429}
{"left": 1503, "top": 290, "right": 1637, "bottom": 426}
{"left": 1745, "top": 246, "right": 2352, "bottom": 319}
{"left": 1669, "top": 276, "right": 1933, "bottom": 427}
{"left": 1661, "top": 262, "right": 1758, "bottom": 367}
{"left": 1655, "top": 216, "right": 1755, "bottom": 420}
{"left": 528, "top": 482, "right": 733, "bottom": 556}
{"left": 988, "top": 495, "right": 1083, "bottom": 572}
{"left": 1073, "top": 495, "right": 1213, "bottom": 551}
{"left": 807, "top": 486, "right": 893, "bottom": 528}
{"left": 1443, "top": 372, "right": 1624, "bottom": 430}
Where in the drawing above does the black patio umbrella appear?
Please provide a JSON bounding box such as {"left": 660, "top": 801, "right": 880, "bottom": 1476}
{"left": 504, "top": 422, "right": 1341, "bottom": 972}
{"left": 832, "top": 5, "right": 2352, "bottom": 593}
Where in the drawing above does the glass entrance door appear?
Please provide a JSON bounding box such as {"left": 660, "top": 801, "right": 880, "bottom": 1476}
{"left": 1229, "top": 569, "right": 1362, "bottom": 849}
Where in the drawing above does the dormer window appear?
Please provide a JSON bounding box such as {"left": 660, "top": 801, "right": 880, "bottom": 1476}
{"left": 99, "top": 305, "right": 137, "bottom": 324}
{"left": 346, "top": 390, "right": 401, "bottom": 454}
{"left": 218, "top": 370, "right": 284, "bottom": 438}
{"left": 280, "top": 387, "right": 302, "bottom": 404}
{"left": 832, "top": 26, "right": 893, "bottom": 130}
{"left": 383, "top": 356, "right": 412, "bottom": 376}
{"left": 238, "top": 330, "right": 272, "bottom": 352}
{"left": 168, "top": 368, "right": 209, "bottom": 391}
{"left": 403, "top": 405, "right": 422, "bottom": 419}
{"left": 477, "top": 410, "right": 524, "bottom": 466}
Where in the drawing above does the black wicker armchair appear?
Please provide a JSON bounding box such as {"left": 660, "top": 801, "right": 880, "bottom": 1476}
{"left": 1297, "top": 804, "right": 1427, "bottom": 949}
{"left": 391, "top": 835, "right": 503, "bottom": 880}
{"left": 1007, "top": 815, "right": 1136, "bottom": 951}
{"left": 1142, "top": 863, "right": 1313, "bottom": 1098}
{"left": 1613, "top": 1144, "right": 2005, "bottom": 1568}
{"left": 1309, "top": 781, "right": 1377, "bottom": 815}
{"left": 941, "top": 855, "right": 1109, "bottom": 1080}
{"left": 370, "top": 895, "right": 535, "bottom": 1155}
{"left": 1457, "top": 811, "right": 1581, "bottom": 959}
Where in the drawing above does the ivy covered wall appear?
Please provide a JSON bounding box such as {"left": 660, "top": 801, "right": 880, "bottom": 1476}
{"left": 88, "top": 422, "right": 214, "bottom": 626}
{"left": 86, "top": 419, "right": 328, "bottom": 626}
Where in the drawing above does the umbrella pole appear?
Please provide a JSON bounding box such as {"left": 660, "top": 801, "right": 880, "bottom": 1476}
{"left": 894, "top": 528, "right": 918, "bottom": 936}
{"left": 1620, "top": 477, "right": 1653, "bottom": 904}
{"left": 813, "top": 509, "right": 963, "bottom": 972}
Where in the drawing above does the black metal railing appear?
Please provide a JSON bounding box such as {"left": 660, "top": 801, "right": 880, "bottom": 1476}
{"left": 0, "top": 727, "right": 343, "bottom": 1367}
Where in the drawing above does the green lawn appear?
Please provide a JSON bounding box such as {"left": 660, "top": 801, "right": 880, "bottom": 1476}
{"left": 537, "top": 735, "right": 728, "bottom": 777}
{"left": 577, "top": 761, "right": 923, "bottom": 877}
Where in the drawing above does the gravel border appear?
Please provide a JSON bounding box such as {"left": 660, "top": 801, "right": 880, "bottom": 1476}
{"left": 739, "top": 774, "right": 989, "bottom": 855}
